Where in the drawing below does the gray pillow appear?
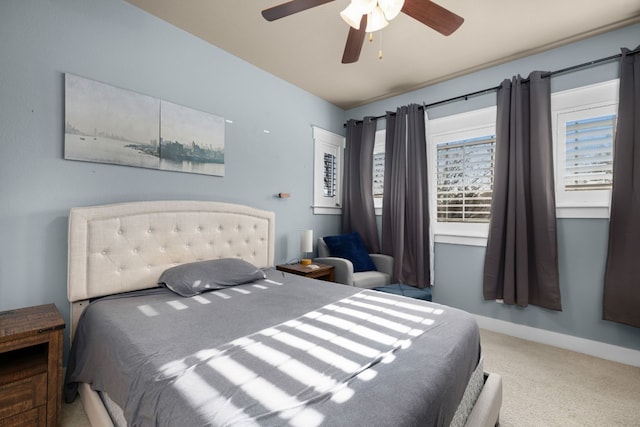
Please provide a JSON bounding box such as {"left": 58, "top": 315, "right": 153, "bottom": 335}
{"left": 158, "top": 258, "right": 266, "bottom": 297}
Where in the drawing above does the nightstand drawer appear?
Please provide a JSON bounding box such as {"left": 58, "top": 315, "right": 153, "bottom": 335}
{"left": 0, "top": 373, "right": 47, "bottom": 420}
{"left": 0, "top": 406, "right": 46, "bottom": 427}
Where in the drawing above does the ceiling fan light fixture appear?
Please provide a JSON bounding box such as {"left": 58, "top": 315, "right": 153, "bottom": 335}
{"left": 340, "top": 3, "right": 364, "bottom": 29}
{"left": 378, "top": 0, "right": 404, "bottom": 21}
{"left": 365, "top": 5, "right": 389, "bottom": 33}
{"left": 351, "top": 0, "right": 378, "bottom": 15}
{"left": 261, "top": 0, "right": 465, "bottom": 65}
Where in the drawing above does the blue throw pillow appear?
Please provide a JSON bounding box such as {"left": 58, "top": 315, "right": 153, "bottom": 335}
{"left": 323, "top": 232, "right": 377, "bottom": 272}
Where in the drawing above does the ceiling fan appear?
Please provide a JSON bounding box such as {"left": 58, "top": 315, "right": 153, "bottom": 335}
{"left": 262, "top": 0, "right": 464, "bottom": 64}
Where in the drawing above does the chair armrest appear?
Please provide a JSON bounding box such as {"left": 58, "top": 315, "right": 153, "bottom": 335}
{"left": 370, "top": 254, "right": 394, "bottom": 276}
{"left": 313, "top": 257, "right": 354, "bottom": 286}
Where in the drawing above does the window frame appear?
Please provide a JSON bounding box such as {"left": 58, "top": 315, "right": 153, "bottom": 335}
{"left": 551, "top": 79, "right": 619, "bottom": 218}
{"left": 312, "top": 126, "right": 344, "bottom": 215}
{"left": 428, "top": 106, "right": 497, "bottom": 246}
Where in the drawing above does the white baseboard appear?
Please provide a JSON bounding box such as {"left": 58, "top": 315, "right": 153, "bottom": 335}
{"left": 474, "top": 314, "right": 640, "bottom": 367}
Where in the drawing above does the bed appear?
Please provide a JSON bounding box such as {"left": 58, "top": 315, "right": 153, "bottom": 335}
{"left": 64, "top": 200, "right": 502, "bottom": 427}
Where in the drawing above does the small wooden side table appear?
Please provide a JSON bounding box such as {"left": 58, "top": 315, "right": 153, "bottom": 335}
{"left": 276, "top": 263, "right": 335, "bottom": 282}
{"left": 0, "top": 304, "right": 65, "bottom": 427}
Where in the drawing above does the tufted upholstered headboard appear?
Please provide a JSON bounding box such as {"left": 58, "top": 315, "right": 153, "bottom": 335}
{"left": 67, "top": 200, "right": 275, "bottom": 336}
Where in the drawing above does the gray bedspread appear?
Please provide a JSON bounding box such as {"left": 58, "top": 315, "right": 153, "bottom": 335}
{"left": 65, "top": 269, "right": 480, "bottom": 427}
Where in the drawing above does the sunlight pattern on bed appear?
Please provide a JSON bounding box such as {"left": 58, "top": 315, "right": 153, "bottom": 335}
{"left": 156, "top": 291, "right": 442, "bottom": 426}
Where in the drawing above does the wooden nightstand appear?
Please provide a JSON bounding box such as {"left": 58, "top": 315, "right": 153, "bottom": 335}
{"left": 276, "top": 263, "right": 335, "bottom": 282}
{"left": 0, "top": 304, "right": 65, "bottom": 427}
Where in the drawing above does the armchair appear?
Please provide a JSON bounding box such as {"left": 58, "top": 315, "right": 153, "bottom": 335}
{"left": 314, "top": 237, "right": 394, "bottom": 289}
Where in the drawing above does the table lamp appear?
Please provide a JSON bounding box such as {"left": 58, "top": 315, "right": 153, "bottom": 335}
{"left": 300, "top": 229, "right": 313, "bottom": 265}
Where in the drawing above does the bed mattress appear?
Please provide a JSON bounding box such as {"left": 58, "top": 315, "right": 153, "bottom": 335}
{"left": 65, "top": 268, "right": 481, "bottom": 427}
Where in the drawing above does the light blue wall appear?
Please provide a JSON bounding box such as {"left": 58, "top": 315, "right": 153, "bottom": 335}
{"left": 347, "top": 24, "right": 640, "bottom": 351}
{"left": 0, "top": 0, "right": 344, "bottom": 354}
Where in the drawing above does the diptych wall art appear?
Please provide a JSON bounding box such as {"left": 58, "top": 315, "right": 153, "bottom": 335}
{"left": 64, "top": 74, "right": 225, "bottom": 176}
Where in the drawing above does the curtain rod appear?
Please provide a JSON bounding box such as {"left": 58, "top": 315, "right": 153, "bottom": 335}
{"left": 344, "top": 47, "right": 640, "bottom": 126}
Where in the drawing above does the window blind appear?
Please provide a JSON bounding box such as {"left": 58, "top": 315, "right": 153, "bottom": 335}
{"left": 437, "top": 135, "right": 495, "bottom": 222}
{"left": 323, "top": 152, "right": 336, "bottom": 197}
{"left": 564, "top": 114, "right": 616, "bottom": 191}
{"left": 373, "top": 152, "right": 385, "bottom": 198}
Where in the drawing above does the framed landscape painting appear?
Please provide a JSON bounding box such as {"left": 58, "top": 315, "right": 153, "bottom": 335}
{"left": 64, "top": 74, "right": 225, "bottom": 176}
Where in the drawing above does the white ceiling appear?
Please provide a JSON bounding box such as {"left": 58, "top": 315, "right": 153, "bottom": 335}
{"left": 125, "top": 0, "right": 640, "bottom": 109}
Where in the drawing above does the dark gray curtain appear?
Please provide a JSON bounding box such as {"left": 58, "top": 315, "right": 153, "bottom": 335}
{"left": 381, "top": 104, "right": 430, "bottom": 287}
{"left": 342, "top": 118, "right": 380, "bottom": 253}
{"left": 603, "top": 47, "right": 640, "bottom": 328}
{"left": 483, "top": 71, "right": 562, "bottom": 311}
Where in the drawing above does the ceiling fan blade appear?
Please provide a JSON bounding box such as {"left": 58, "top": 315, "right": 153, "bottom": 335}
{"left": 262, "top": 0, "right": 335, "bottom": 21}
{"left": 341, "top": 15, "right": 367, "bottom": 64}
{"left": 401, "top": 0, "right": 464, "bottom": 36}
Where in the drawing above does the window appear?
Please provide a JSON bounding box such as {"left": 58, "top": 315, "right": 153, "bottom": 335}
{"left": 373, "top": 129, "right": 385, "bottom": 212}
{"left": 552, "top": 79, "right": 619, "bottom": 217}
{"left": 422, "top": 80, "right": 619, "bottom": 244}
{"left": 428, "top": 107, "right": 496, "bottom": 245}
{"left": 313, "top": 126, "right": 344, "bottom": 214}
{"left": 436, "top": 134, "right": 495, "bottom": 223}
{"left": 563, "top": 114, "right": 616, "bottom": 191}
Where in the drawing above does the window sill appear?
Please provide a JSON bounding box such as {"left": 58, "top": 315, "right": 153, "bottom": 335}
{"left": 312, "top": 206, "right": 342, "bottom": 215}
{"left": 434, "top": 233, "right": 487, "bottom": 247}
{"left": 556, "top": 206, "right": 609, "bottom": 219}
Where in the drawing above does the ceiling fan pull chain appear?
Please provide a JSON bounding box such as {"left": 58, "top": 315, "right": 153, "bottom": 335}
{"left": 378, "top": 30, "right": 383, "bottom": 59}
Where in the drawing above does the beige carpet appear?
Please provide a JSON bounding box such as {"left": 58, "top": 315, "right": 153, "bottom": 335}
{"left": 61, "top": 329, "right": 640, "bottom": 426}
{"left": 479, "top": 329, "right": 640, "bottom": 427}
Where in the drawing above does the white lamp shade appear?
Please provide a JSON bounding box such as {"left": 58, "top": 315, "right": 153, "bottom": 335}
{"left": 300, "top": 229, "right": 313, "bottom": 254}
{"left": 340, "top": 3, "right": 364, "bottom": 29}
{"left": 378, "top": 0, "right": 404, "bottom": 20}
{"left": 365, "top": 6, "right": 389, "bottom": 32}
